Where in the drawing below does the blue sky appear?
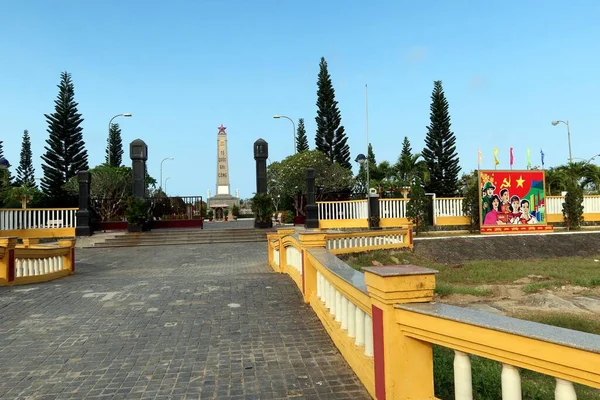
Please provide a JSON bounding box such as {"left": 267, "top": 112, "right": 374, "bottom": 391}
{"left": 1, "top": 1, "right": 599, "bottom": 198}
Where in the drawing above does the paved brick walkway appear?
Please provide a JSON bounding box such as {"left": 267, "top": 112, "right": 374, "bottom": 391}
{"left": 0, "top": 243, "right": 370, "bottom": 400}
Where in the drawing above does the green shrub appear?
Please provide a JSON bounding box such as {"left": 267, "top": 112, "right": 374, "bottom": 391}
{"left": 125, "top": 198, "right": 150, "bottom": 225}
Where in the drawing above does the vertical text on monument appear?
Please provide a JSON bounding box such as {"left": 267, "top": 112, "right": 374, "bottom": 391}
{"left": 216, "top": 124, "right": 230, "bottom": 195}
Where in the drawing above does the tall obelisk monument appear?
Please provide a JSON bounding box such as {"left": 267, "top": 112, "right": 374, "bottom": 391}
{"left": 207, "top": 124, "right": 239, "bottom": 219}
{"left": 216, "top": 124, "right": 230, "bottom": 195}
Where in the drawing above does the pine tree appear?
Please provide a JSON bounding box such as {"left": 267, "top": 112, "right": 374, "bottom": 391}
{"left": 15, "top": 130, "right": 36, "bottom": 187}
{"left": 422, "top": 80, "right": 461, "bottom": 196}
{"left": 296, "top": 118, "right": 309, "bottom": 152}
{"left": 315, "top": 57, "right": 351, "bottom": 169}
{"left": 400, "top": 137, "right": 412, "bottom": 161}
{"left": 106, "top": 122, "right": 124, "bottom": 167}
{"left": 41, "top": 71, "right": 88, "bottom": 201}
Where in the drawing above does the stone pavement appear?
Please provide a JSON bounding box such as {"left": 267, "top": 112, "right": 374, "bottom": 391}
{"left": 0, "top": 243, "right": 370, "bottom": 400}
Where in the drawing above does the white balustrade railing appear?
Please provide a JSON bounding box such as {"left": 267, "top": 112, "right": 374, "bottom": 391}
{"left": 546, "top": 196, "right": 564, "bottom": 215}
{"left": 435, "top": 198, "right": 465, "bottom": 217}
{"left": 379, "top": 199, "right": 407, "bottom": 219}
{"left": 0, "top": 209, "right": 77, "bottom": 230}
{"left": 285, "top": 246, "right": 302, "bottom": 276}
{"left": 451, "top": 350, "right": 579, "bottom": 400}
{"left": 326, "top": 233, "right": 405, "bottom": 252}
{"left": 317, "top": 200, "right": 368, "bottom": 220}
{"left": 316, "top": 271, "right": 373, "bottom": 357}
{"left": 583, "top": 196, "right": 600, "bottom": 213}
{"left": 15, "top": 256, "right": 64, "bottom": 277}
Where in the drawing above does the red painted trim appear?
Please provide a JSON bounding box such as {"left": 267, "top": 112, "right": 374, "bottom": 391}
{"left": 301, "top": 250, "right": 305, "bottom": 294}
{"left": 372, "top": 305, "right": 386, "bottom": 399}
{"left": 71, "top": 248, "right": 76, "bottom": 272}
{"left": 408, "top": 228, "right": 413, "bottom": 245}
{"left": 7, "top": 249, "right": 15, "bottom": 282}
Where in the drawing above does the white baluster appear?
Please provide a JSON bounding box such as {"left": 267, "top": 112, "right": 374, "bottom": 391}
{"left": 347, "top": 302, "right": 356, "bottom": 338}
{"left": 335, "top": 290, "right": 342, "bottom": 322}
{"left": 58, "top": 256, "right": 64, "bottom": 270}
{"left": 364, "top": 314, "right": 373, "bottom": 356}
{"left": 330, "top": 286, "right": 337, "bottom": 315}
{"left": 454, "top": 351, "right": 473, "bottom": 400}
{"left": 341, "top": 297, "right": 348, "bottom": 330}
{"left": 355, "top": 308, "right": 365, "bottom": 346}
{"left": 15, "top": 260, "right": 22, "bottom": 277}
{"left": 555, "top": 379, "right": 576, "bottom": 400}
{"left": 316, "top": 272, "right": 321, "bottom": 298}
{"left": 501, "top": 364, "right": 522, "bottom": 400}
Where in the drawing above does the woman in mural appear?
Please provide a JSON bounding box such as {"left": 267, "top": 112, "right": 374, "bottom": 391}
{"left": 509, "top": 195, "right": 521, "bottom": 224}
{"left": 484, "top": 194, "right": 502, "bottom": 225}
{"left": 519, "top": 199, "right": 539, "bottom": 224}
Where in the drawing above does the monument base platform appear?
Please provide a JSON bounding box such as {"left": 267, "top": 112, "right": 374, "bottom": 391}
{"left": 480, "top": 225, "right": 554, "bottom": 235}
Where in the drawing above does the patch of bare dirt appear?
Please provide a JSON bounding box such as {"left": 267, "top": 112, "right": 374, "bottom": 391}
{"left": 437, "top": 284, "right": 600, "bottom": 317}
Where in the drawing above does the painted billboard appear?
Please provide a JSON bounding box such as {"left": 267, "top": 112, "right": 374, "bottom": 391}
{"left": 479, "top": 170, "right": 552, "bottom": 233}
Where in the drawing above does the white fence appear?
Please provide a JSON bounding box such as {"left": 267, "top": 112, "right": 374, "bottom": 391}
{"left": 285, "top": 246, "right": 302, "bottom": 276}
{"left": 379, "top": 199, "right": 407, "bottom": 218}
{"left": 434, "top": 197, "right": 464, "bottom": 217}
{"left": 15, "top": 256, "right": 65, "bottom": 277}
{"left": 317, "top": 200, "right": 368, "bottom": 220}
{"left": 0, "top": 209, "right": 77, "bottom": 230}
{"left": 317, "top": 271, "right": 373, "bottom": 357}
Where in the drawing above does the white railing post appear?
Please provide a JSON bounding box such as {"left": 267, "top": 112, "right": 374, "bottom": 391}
{"left": 454, "top": 351, "right": 473, "bottom": 400}
{"left": 341, "top": 297, "right": 348, "bottom": 330}
{"left": 501, "top": 364, "right": 522, "bottom": 400}
{"left": 335, "top": 290, "right": 342, "bottom": 322}
{"left": 554, "top": 379, "right": 576, "bottom": 400}
{"left": 355, "top": 308, "right": 365, "bottom": 346}
{"left": 347, "top": 302, "right": 356, "bottom": 338}
{"left": 364, "top": 314, "right": 373, "bottom": 356}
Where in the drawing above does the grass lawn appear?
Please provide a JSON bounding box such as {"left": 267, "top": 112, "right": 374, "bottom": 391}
{"left": 339, "top": 250, "right": 600, "bottom": 295}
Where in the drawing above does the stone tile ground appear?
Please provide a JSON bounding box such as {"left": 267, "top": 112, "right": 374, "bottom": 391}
{"left": 0, "top": 243, "right": 369, "bottom": 399}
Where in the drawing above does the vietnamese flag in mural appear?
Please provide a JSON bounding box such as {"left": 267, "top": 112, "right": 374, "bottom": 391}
{"left": 478, "top": 170, "right": 547, "bottom": 227}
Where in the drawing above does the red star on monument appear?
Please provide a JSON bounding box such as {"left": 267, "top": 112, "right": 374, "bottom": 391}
{"left": 217, "top": 124, "right": 227, "bottom": 134}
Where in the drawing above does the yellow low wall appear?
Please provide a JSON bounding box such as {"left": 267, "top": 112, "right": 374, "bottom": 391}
{"left": 0, "top": 237, "right": 76, "bottom": 286}
{"left": 436, "top": 216, "right": 470, "bottom": 226}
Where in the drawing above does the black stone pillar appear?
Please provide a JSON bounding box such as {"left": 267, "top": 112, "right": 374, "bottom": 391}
{"left": 368, "top": 193, "right": 381, "bottom": 229}
{"left": 304, "top": 168, "right": 319, "bottom": 229}
{"left": 253, "top": 139, "right": 268, "bottom": 194}
{"left": 130, "top": 139, "right": 148, "bottom": 200}
{"left": 75, "top": 170, "right": 92, "bottom": 236}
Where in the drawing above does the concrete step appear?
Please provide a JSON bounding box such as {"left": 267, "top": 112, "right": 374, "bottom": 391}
{"left": 89, "top": 228, "right": 271, "bottom": 248}
{"left": 94, "top": 237, "right": 267, "bottom": 248}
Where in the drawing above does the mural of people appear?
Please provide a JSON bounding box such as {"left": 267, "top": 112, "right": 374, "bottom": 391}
{"left": 484, "top": 194, "right": 502, "bottom": 225}
{"left": 519, "top": 199, "right": 538, "bottom": 224}
{"left": 481, "top": 182, "right": 496, "bottom": 222}
{"left": 509, "top": 195, "right": 521, "bottom": 224}
{"left": 479, "top": 170, "right": 547, "bottom": 229}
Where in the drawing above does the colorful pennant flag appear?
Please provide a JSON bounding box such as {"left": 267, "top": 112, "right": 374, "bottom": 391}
{"left": 477, "top": 148, "right": 482, "bottom": 169}
{"left": 526, "top": 148, "right": 531, "bottom": 169}
{"left": 509, "top": 147, "right": 514, "bottom": 169}
{"left": 541, "top": 149, "right": 545, "bottom": 168}
{"left": 493, "top": 148, "right": 500, "bottom": 167}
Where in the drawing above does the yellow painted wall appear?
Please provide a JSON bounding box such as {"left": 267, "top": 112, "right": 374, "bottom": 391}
{"left": 0, "top": 228, "right": 75, "bottom": 238}
{"left": 436, "top": 216, "right": 470, "bottom": 226}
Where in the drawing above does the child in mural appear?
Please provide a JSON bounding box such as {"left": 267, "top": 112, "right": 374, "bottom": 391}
{"left": 497, "top": 189, "right": 511, "bottom": 224}
{"left": 509, "top": 195, "right": 521, "bottom": 224}
{"left": 519, "top": 199, "right": 538, "bottom": 224}
{"left": 484, "top": 194, "right": 502, "bottom": 225}
{"left": 481, "top": 182, "right": 496, "bottom": 222}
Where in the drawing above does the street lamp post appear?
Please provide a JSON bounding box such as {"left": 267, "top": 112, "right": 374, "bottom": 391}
{"left": 273, "top": 114, "right": 296, "bottom": 154}
{"left": 108, "top": 113, "right": 133, "bottom": 166}
{"left": 551, "top": 120, "right": 572, "bottom": 164}
{"left": 164, "top": 177, "right": 171, "bottom": 194}
{"left": 160, "top": 157, "right": 174, "bottom": 190}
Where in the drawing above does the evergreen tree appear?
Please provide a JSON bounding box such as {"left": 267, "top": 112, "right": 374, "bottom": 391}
{"left": 296, "top": 118, "right": 309, "bottom": 152}
{"left": 406, "top": 175, "right": 429, "bottom": 234}
{"left": 367, "top": 143, "right": 382, "bottom": 181}
{"left": 106, "top": 122, "right": 124, "bottom": 167}
{"left": 314, "top": 57, "right": 351, "bottom": 169}
{"left": 400, "top": 136, "right": 412, "bottom": 161}
{"left": 15, "top": 130, "right": 36, "bottom": 187}
{"left": 41, "top": 71, "right": 88, "bottom": 202}
{"left": 422, "top": 80, "right": 461, "bottom": 196}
